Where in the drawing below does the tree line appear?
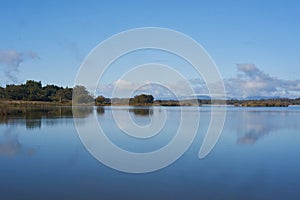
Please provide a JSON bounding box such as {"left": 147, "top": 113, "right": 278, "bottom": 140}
{"left": 0, "top": 80, "right": 73, "bottom": 102}
{"left": 1, "top": 80, "right": 299, "bottom": 106}
{"left": 0, "top": 80, "right": 155, "bottom": 105}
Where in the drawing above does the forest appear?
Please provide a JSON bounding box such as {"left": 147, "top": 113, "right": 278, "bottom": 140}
{"left": 0, "top": 80, "right": 73, "bottom": 102}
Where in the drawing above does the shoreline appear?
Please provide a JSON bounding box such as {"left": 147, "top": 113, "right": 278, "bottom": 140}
{"left": 0, "top": 99, "right": 298, "bottom": 108}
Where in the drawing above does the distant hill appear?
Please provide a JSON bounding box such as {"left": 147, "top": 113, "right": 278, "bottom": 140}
{"left": 243, "top": 96, "right": 282, "bottom": 100}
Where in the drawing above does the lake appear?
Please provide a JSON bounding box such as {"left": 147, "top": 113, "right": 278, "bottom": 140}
{"left": 0, "top": 106, "right": 300, "bottom": 199}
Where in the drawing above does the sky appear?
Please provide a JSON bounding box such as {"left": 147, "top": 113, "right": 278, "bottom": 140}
{"left": 0, "top": 0, "right": 299, "bottom": 98}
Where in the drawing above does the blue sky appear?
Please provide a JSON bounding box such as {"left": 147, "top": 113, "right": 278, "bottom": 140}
{"left": 0, "top": 0, "right": 299, "bottom": 98}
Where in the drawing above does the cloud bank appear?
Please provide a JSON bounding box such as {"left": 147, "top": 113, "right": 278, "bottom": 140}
{"left": 96, "top": 64, "right": 300, "bottom": 99}
{"left": 189, "top": 64, "right": 300, "bottom": 99}
{"left": 0, "top": 49, "right": 39, "bottom": 83}
{"left": 97, "top": 79, "right": 178, "bottom": 99}
{"left": 225, "top": 64, "right": 300, "bottom": 98}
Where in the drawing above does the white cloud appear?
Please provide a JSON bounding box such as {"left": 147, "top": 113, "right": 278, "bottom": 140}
{"left": 97, "top": 79, "right": 191, "bottom": 99}
{"left": 225, "top": 64, "right": 300, "bottom": 98}
{"left": 96, "top": 64, "right": 300, "bottom": 99}
{"left": 0, "top": 49, "right": 39, "bottom": 83}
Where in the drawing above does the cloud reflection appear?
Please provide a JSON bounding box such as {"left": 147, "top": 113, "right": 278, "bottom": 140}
{"left": 235, "top": 110, "right": 300, "bottom": 145}
{"left": 0, "top": 128, "right": 36, "bottom": 156}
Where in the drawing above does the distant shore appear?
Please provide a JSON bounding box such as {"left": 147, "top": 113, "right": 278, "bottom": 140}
{"left": 0, "top": 99, "right": 200, "bottom": 107}
{"left": 1, "top": 98, "right": 299, "bottom": 108}
{"left": 1, "top": 98, "right": 300, "bottom": 117}
{"left": 1, "top": 80, "right": 299, "bottom": 108}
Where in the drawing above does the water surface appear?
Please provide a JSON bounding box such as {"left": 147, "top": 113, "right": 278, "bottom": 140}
{"left": 0, "top": 106, "right": 299, "bottom": 199}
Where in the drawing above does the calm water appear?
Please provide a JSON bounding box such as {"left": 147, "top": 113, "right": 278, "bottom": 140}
{"left": 0, "top": 106, "right": 300, "bottom": 199}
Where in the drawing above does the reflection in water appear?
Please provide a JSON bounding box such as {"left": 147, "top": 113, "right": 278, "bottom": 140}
{"left": 0, "top": 106, "right": 300, "bottom": 199}
{"left": 26, "top": 119, "right": 42, "bottom": 129}
{"left": 96, "top": 106, "right": 105, "bottom": 115}
{"left": 72, "top": 106, "right": 93, "bottom": 118}
{"left": 0, "top": 128, "right": 36, "bottom": 156}
{"left": 2, "top": 106, "right": 298, "bottom": 146}
{"left": 0, "top": 106, "right": 93, "bottom": 129}
{"left": 129, "top": 107, "right": 153, "bottom": 116}
{"left": 237, "top": 130, "right": 267, "bottom": 145}
{"left": 235, "top": 110, "right": 300, "bottom": 145}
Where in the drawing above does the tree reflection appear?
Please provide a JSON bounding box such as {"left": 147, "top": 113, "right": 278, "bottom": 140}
{"left": 129, "top": 107, "right": 153, "bottom": 116}
{"left": 0, "top": 106, "right": 93, "bottom": 129}
{"left": 96, "top": 106, "right": 105, "bottom": 115}
{"left": 72, "top": 106, "right": 93, "bottom": 118}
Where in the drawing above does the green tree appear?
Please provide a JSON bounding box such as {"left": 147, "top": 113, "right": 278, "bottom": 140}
{"left": 55, "top": 88, "right": 73, "bottom": 102}
{"left": 0, "top": 86, "right": 5, "bottom": 98}
{"left": 63, "top": 87, "right": 73, "bottom": 100}
{"left": 73, "top": 85, "right": 94, "bottom": 104}
{"left": 74, "top": 94, "right": 94, "bottom": 104}
{"left": 131, "top": 94, "right": 154, "bottom": 105}
{"left": 42, "top": 84, "right": 63, "bottom": 101}
{"left": 73, "top": 85, "right": 89, "bottom": 96}
{"left": 5, "top": 84, "right": 27, "bottom": 100}
{"left": 95, "top": 95, "right": 111, "bottom": 105}
{"left": 25, "top": 80, "right": 43, "bottom": 101}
